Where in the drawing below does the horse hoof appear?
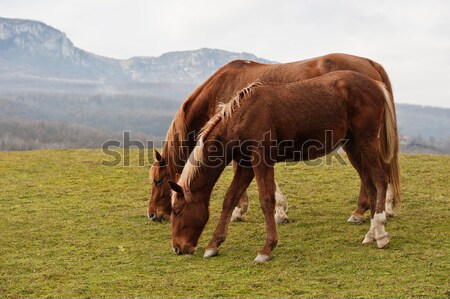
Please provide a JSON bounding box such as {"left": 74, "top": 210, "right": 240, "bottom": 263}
{"left": 231, "top": 209, "right": 244, "bottom": 222}
{"left": 275, "top": 215, "right": 289, "bottom": 224}
{"left": 386, "top": 211, "right": 397, "bottom": 218}
{"left": 377, "top": 237, "right": 390, "bottom": 249}
{"left": 362, "top": 235, "right": 375, "bottom": 244}
{"left": 254, "top": 254, "right": 271, "bottom": 263}
{"left": 230, "top": 216, "right": 243, "bottom": 222}
{"left": 347, "top": 214, "right": 366, "bottom": 224}
{"left": 203, "top": 248, "right": 219, "bottom": 258}
{"left": 376, "top": 234, "right": 390, "bottom": 249}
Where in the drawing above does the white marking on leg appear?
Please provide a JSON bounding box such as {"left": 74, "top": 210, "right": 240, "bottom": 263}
{"left": 274, "top": 181, "right": 289, "bottom": 223}
{"left": 362, "top": 218, "right": 376, "bottom": 244}
{"left": 204, "top": 248, "right": 219, "bottom": 258}
{"left": 254, "top": 254, "right": 271, "bottom": 262}
{"left": 231, "top": 206, "right": 244, "bottom": 222}
{"left": 374, "top": 211, "right": 390, "bottom": 248}
{"left": 385, "top": 184, "right": 396, "bottom": 217}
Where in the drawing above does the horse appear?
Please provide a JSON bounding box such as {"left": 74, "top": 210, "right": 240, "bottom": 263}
{"left": 168, "top": 70, "right": 400, "bottom": 262}
{"left": 148, "top": 53, "right": 399, "bottom": 224}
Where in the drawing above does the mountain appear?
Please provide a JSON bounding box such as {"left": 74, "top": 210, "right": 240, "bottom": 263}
{"left": 121, "top": 49, "right": 273, "bottom": 83}
{"left": 0, "top": 17, "right": 125, "bottom": 81}
{"left": 0, "top": 17, "right": 273, "bottom": 85}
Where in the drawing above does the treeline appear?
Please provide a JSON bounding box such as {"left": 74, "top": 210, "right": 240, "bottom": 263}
{"left": 0, "top": 92, "right": 182, "bottom": 137}
{"left": 1, "top": 118, "right": 449, "bottom": 154}
{"left": 0, "top": 92, "right": 449, "bottom": 154}
{"left": 400, "top": 135, "right": 450, "bottom": 154}
{"left": 0, "top": 119, "right": 154, "bottom": 151}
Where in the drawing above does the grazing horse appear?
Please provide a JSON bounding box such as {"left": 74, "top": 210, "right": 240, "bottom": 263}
{"left": 168, "top": 70, "right": 400, "bottom": 261}
{"left": 148, "top": 53, "right": 399, "bottom": 224}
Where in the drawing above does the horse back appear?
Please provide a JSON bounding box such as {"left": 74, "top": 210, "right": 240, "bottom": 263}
{"left": 226, "top": 71, "right": 385, "bottom": 161}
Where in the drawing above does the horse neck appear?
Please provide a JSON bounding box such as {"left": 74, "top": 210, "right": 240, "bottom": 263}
{"left": 187, "top": 134, "right": 231, "bottom": 204}
{"left": 189, "top": 159, "right": 228, "bottom": 204}
{"left": 161, "top": 84, "right": 217, "bottom": 177}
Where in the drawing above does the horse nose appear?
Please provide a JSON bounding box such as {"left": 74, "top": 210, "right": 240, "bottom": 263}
{"left": 148, "top": 213, "right": 156, "bottom": 220}
{"left": 173, "top": 246, "right": 181, "bottom": 255}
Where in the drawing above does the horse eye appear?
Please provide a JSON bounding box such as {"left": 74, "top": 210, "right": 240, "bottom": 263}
{"left": 173, "top": 209, "right": 182, "bottom": 216}
{"left": 155, "top": 179, "right": 163, "bottom": 186}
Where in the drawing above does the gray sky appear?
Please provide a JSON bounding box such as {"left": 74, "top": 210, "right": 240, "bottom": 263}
{"left": 1, "top": 0, "right": 449, "bottom": 107}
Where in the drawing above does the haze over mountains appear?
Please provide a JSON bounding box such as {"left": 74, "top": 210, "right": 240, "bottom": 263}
{"left": 0, "top": 17, "right": 449, "bottom": 153}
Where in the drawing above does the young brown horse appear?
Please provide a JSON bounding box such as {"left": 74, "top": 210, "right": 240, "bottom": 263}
{"left": 168, "top": 70, "right": 400, "bottom": 261}
{"left": 148, "top": 53, "right": 399, "bottom": 224}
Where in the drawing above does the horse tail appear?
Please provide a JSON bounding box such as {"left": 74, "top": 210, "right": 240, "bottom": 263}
{"left": 376, "top": 81, "right": 401, "bottom": 206}
{"left": 369, "top": 59, "right": 393, "bottom": 97}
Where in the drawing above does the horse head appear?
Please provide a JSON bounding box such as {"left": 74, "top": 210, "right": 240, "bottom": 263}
{"left": 168, "top": 179, "right": 209, "bottom": 255}
{"left": 147, "top": 149, "right": 172, "bottom": 222}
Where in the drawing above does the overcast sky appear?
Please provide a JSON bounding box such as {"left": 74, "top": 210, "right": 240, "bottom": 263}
{"left": 1, "top": 0, "right": 449, "bottom": 107}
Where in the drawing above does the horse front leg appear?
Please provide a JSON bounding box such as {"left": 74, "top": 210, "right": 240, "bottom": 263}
{"left": 204, "top": 164, "right": 254, "bottom": 258}
{"left": 252, "top": 159, "right": 278, "bottom": 262}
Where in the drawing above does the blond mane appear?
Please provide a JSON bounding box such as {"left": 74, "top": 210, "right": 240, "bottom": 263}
{"left": 161, "top": 108, "right": 188, "bottom": 176}
{"left": 178, "top": 81, "right": 261, "bottom": 188}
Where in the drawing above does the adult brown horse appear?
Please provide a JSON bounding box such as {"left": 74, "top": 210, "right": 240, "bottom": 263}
{"left": 168, "top": 70, "right": 400, "bottom": 261}
{"left": 148, "top": 53, "right": 399, "bottom": 224}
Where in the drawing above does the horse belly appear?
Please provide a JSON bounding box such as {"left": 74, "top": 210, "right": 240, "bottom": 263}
{"left": 274, "top": 107, "right": 348, "bottom": 162}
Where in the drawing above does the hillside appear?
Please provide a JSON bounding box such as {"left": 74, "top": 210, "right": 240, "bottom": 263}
{"left": 0, "top": 150, "right": 448, "bottom": 297}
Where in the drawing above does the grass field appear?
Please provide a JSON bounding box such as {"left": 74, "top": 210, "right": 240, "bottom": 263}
{"left": 0, "top": 149, "right": 449, "bottom": 298}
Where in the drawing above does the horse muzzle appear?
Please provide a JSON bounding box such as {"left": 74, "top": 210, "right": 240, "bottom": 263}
{"left": 172, "top": 244, "right": 196, "bottom": 255}
{"left": 147, "top": 212, "right": 170, "bottom": 222}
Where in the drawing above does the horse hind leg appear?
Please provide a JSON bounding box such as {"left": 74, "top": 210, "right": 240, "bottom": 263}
{"left": 359, "top": 143, "right": 390, "bottom": 248}
{"left": 230, "top": 160, "right": 250, "bottom": 222}
{"left": 343, "top": 141, "right": 370, "bottom": 224}
{"left": 344, "top": 139, "right": 390, "bottom": 248}
{"left": 385, "top": 182, "right": 396, "bottom": 218}
{"left": 274, "top": 181, "right": 289, "bottom": 224}
{"left": 347, "top": 184, "right": 370, "bottom": 224}
{"left": 231, "top": 180, "right": 289, "bottom": 224}
{"left": 344, "top": 122, "right": 397, "bottom": 223}
{"left": 231, "top": 190, "right": 249, "bottom": 222}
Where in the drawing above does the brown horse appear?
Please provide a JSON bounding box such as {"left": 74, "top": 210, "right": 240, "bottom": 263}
{"left": 148, "top": 53, "right": 399, "bottom": 224}
{"left": 168, "top": 70, "right": 400, "bottom": 261}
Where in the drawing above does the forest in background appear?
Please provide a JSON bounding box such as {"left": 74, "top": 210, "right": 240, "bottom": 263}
{"left": 0, "top": 90, "right": 449, "bottom": 153}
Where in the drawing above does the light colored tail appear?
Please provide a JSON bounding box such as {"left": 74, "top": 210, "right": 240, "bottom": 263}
{"left": 377, "top": 82, "right": 401, "bottom": 206}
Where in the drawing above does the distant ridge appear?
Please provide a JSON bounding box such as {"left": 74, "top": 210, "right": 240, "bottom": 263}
{"left": 0, "top": 17, "right": 273, "bottom": 84}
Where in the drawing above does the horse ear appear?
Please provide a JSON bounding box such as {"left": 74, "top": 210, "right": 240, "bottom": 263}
{"left": 154, "top": 149, "right": 165, "bottom": 165}
{"left": 168, "top": 180, "right": 183, "bottom": 195}
{"left": 175, "top": 173, "right": 181, "bottom": 182}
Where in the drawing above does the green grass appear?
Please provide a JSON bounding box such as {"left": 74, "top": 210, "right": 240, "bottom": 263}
{"left": 0, "top": 150, "right": 449, "bottom": 298}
